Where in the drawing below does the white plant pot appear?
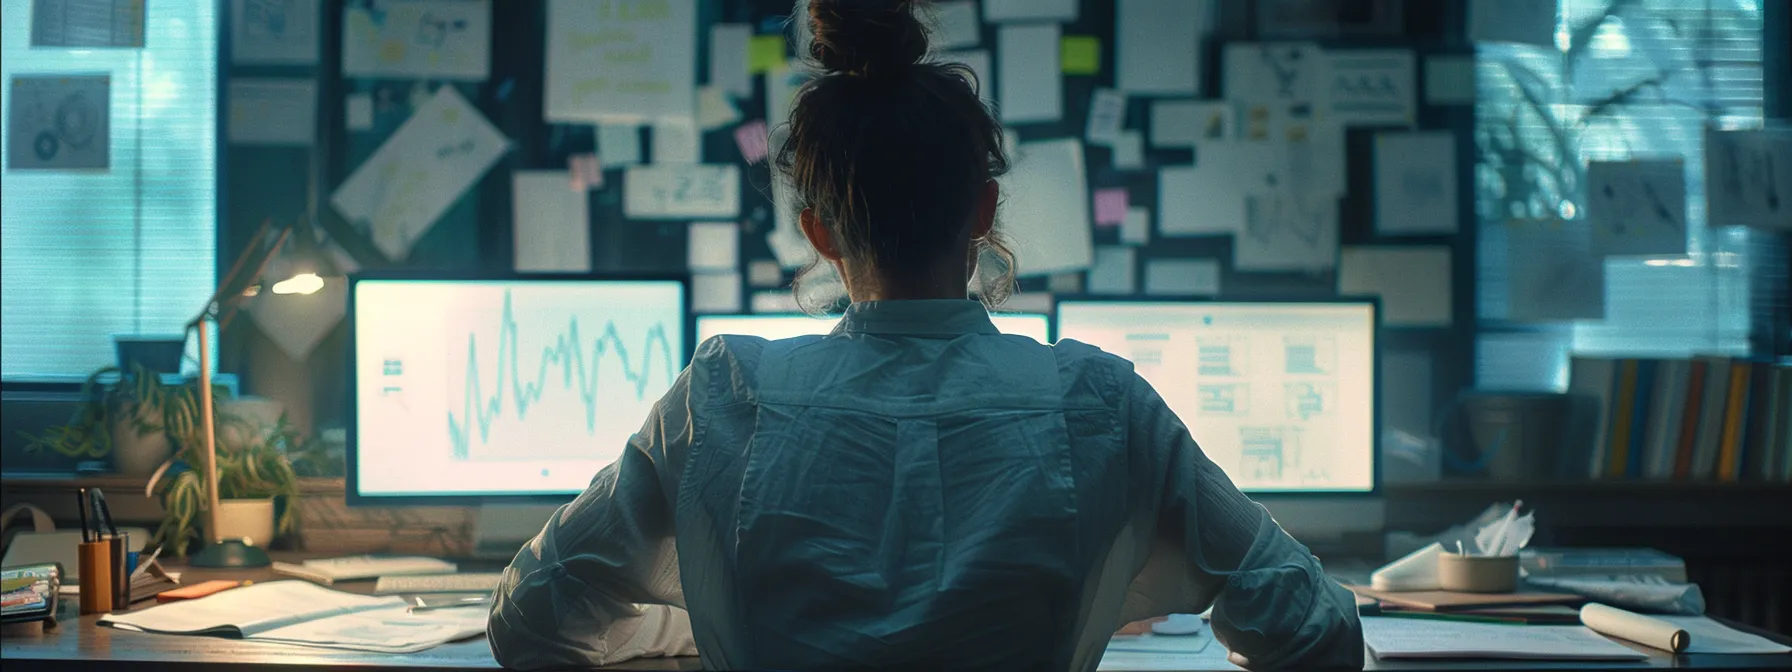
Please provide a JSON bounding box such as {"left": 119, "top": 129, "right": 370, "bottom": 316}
{"left": 213, "top": 498, "right": 277, "bottom": 549}
{"left": 110, "top": 406, "right": 172, "bottom": 477}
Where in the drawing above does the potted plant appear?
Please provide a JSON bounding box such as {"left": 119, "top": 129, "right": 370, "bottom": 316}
{"left": 22, "top": 363, "right": 179, "bottom": 477}
{"left": 148, "top": 412, "right": 304, "bottom": 557}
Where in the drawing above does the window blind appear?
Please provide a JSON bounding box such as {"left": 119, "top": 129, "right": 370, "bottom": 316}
{"left": 1, "top": 1, "right": 218, "bottom": 381}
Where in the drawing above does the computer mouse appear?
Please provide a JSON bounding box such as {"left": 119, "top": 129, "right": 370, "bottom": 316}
{"left": 1151, "top": 613, "right": 1205, "bottom": 636}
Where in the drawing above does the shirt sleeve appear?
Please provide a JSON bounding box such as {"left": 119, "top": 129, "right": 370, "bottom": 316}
{"left": 486, "top": 342, "right": 711, "bottom": 670}
{"left": 1121, "top": 372, "right": 1364, "bottom": 671}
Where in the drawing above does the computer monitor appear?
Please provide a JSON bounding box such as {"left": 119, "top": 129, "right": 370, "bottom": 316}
{"left": 695, "top": 312, "right": 1053, "bottom": 344}
{"left": 1056, "top": 300, "right": 1378, "bottom": 494}
{"left": 347, "top": 275, "right": 689, "bottom": 504}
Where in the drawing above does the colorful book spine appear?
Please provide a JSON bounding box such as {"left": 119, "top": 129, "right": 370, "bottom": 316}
{"left": 1624, "top": 360, "right": 1658, "bottom": 480}
{"left": 1671, "top": 359, "right": 1708, "bottom": 481}
{"left": 1715, "top": 361, "right": 1752, "bottom": 482}
{"left": 1607, "top": 360, "right": 1641, "bottom": 480}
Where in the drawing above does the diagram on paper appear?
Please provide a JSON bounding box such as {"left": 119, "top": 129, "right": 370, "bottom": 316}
{"left": 6, "top": 75, "right": 110, "bottom": 170}
{"left": 1198, "top": 384, "right": 1251, "bottom": 416}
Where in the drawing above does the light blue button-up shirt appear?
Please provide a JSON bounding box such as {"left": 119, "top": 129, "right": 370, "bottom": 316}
{"left": 488, "top": 300, "right": 1362, "bottom": 671}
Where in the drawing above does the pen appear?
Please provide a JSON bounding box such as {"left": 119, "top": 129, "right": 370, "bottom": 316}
{"left": 76, "top": 489, "right": 91, "bottom": 543}
{"left": 91, "top": 488, "right": 119, "bottom": 538}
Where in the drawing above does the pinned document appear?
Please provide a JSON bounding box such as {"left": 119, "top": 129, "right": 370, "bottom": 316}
{"left": 343, "top": 1, "right": 490, "bottom": 80}
{"left": 1328, "top": 49, "right": 1416, "bottom": 127}
{"left": 1338, "top": 246, "right": 1451, "bottom": 326}
{"left": 1705, "top": 127, "right": 1791, "bottom": 231}
{"left": 1469, "top": 0, "right": 1558, "bottom": 47}
{"left": 1111, "top": 131, "right": 1145, "bottom": 170}
{"left": 709, "top": 24, "right": 753, "bottom": 96}
{"left": 232, "top": 0, "right": 320, "bottom": 64}
{"left": 688, "top": 222, "right": 739, "bottom": 272}
{"left": 598, "top": 124, "right": 642, "bottom": 168}
{"left": 545, "top": 0, "right": 695, "bottom": 123}
{"left": 984, "top": 0, "right": 1075, "bottom": 22}
{"left": 928, "top": 1, "right": 981, "bottom": 49}
{"left": 1144, "top": 259, "right": 1220, "bottom": 296}
{"left": 1121, "top": 206, "right": 1151, "bottom": 244}
{"left": 1239, "top": 195, "right": 1339, "bottom": 272}
{"left": 652, "top": 120, "right": 701, "bottom": 164}
{"left": 1152, "top": 100, "right": 1233, "bottom": 146}
{"left": 696, "top": 86, "right": 741, "bottom": 131}
{"left": 998, "top": 25, "right": 1062, "bottom": 123}
{"left": 1088, "top": 247, "right": 1136, "bottom": 295}
{"left": 7, "top": 75, "right": 110, "bottom": 171}
{"left": 228, "top": 78, "right": 316, "bottom": 146}
{"left": 513, "top": 171, "right": 592, "bottom": 273}
{"left": 1374, "top": 132, "right": 1459, "bottom": 235}
{"left": 624, "top": 164, "right": 740, "bottom": 220}
{"left": 1586, "top": 159, "right": 1687, "bottom": 256}
{"left": 1085, "top": 88, "right": 1126, "bottom": 146}
{"left": 999, "top": 139, "right": 1093, "bottom": 276}
{"left": 30, "top": 0, "right": 144, "bottom": 47}
{"left": 1159, "top": 142, "right": 1277, "bottom": 237}
{"left": 1116, "top": 0, "right": 1204, "bottom": 96}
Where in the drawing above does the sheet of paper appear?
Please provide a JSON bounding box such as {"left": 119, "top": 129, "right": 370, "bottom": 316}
{"left": 1099, "top": 633, "right": 1227, "bottom": 671}
{"left": 696, "top": 86, "right": 741, "bottom": 131}
{"left": 940, "top": 50, "right": 994, "bottom": 106}
{"left": 1238, "top": 194, "right": 1339, "bottom": 272}
{"left": 29, "top": 0, "right": 143, "bottom": 47}
{"left": 1061, "top": 36, "right": 1101, "bottom": 75}
{"left": 1328, "top": 49, "right": 1415, "bottom": 127}
{"left": 1224, "top": 42, "right": 1326, "bottom": 105}
{"left": 512, "top": 171, "right": 592, "bottom": 273}
{"left": 734, "top": 120, "right": 770, "bottom": 164}
{"left": 1000, "top": 139, "right": 1093, "bottom": 276}
{"left": 1048, "top": 273, "right": 1082, "bottom": 294}
{"left": 1469, "top": 0, "right": 1557, "bottom": 47}
{"left": 1424, "top": 55, "right": 1476, "bottom": 105}
{"left": 1339, "top": 246, "right": 1451, "bottom": 326}
{"left": 1160, "top": 142, "right": 1277, "bottom": 236}
{"left": 1004, "top": 292, "right": 1054, "bottom": 314}
{"left": 1088, "top": 247, "right": 1137, "bottom": 295}
{"left": 998, "top": 25, "right": 1062, "bottom": 123}
{"left": 1705, "top": 127, "right": 1791, "bottom": 231}
{"left": 345, "top": 93, "right": 375, "bottom": 130}
{"left": 1112, "top": 131, "right": 1145, "bottom": 170}
{"left": 748, "top": 35, "right": 786, "bottom": 74}
{"left": 1152, "top": 100, "right": 1234, "bottom": 146}
{"left": 1504, "top": 219, "right": 1605, "bottom": 321}
{"left": 248, "top": 603, "right": 486, "bottom": 654}
{"left": 688, "top": 222, "right": 739, "bottom": 271}
{"left": 7, "top": 75, "right": 110, "bottom": 171}
{"left": 1093, "top": 188, "right": 1130, "bottom": 227}
{"left": 568, "top": 153, "right": 603, "bottom": 190}
{"left": 343, "top": 0, "right": 490, "bottom": 80}
{"left": 546, "top": 0, "right": 694, "bottom": 123}
{"left": 984, "top": 0, "right": 1075, "bottom": 22}
{"left": 329, "top": 87, "right": 508, "bottom": 260}
{"left": 1659, "top": 616, "right": 1792, "bottom": 654}
{"left": 1085, "top": 88, "right": 1125, "bottom": 147}
{"left": 751, "top": 290, "right": 801, "bottom": 313}
{"left": 1279, "top": 121, "right": 1346, "bottom": 197}
{"left": 928, "top": 1, "right": 981, "bottom": 49}
{"left": 765, "top": 62, "right": 807, "bottom": 128}
{"left": 1145, "top": 258, "right": 1221, "bottom": 296}
{"left": 693, "top": 273, "right": 743, "bottom": 313}
{"left": 1362, "top": 618, "right": 1647, "bottom": 661}
{"left": 1122, "top": 206, "right": 1151, "bottom": 244}
{"left": 598, "top": 123, "right": 642, "bottom": 167}
{"left": 1116, "top": 0, "right": 1204, "bottom": 96}
{"left": 709, "top": 23, "right": 753, "bottom": 97}
{"left": 624, "top": 164, "right": 741, "bottom": 220}
{"left": 1374, "top": 131, "right": 1459, "bottom": 235}
{"left": 232, "top": 0, "right": 320, "bottom": 64}
{"left": 652, "top": 120, "right": 701, "bottom": 164}
{"left": 1586, "top": 159, "right": 1687, "bottom": 256}
{"left": 748, "top": 260, "right": 784, "bottom": 287}
{"left": 228, "top": 78, "right": 316, "bottom": 146}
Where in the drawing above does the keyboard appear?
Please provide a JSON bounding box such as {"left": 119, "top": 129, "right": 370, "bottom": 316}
{"left": 373, "top": 572, "right": 504, "bottom": 595}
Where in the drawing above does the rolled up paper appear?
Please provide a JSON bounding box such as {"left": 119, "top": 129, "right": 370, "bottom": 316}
{"left": 1581, "top": 602, "right": 1690, "bottom": 653}
{"left": 1372, "top": 542, "right": 1444, "bottom": 591}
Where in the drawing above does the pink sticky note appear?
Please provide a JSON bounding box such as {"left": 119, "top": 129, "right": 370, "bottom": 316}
{"left": 569, "top": 153, "right": 603, "bottom": 190}
{"left": 734, "top": 120, "right": 770, "bottom": 165}
{"left": 1094, "top": 188, "right": 1129, "bottom": 227}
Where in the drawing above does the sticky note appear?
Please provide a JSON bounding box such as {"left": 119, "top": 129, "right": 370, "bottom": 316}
{"left": 688, "top": 222, "right": 739, "bottom": 271}
{"left": 748, "top": 259, "right": 785, "bottom": 287}
{"left": 1121, "top": 206, "right": 1150, "bottom": 244}
{"left": 749, "top": 35, "right": 787, "bottom": 74}
{"left": 1093, "top": 188, "right": 1129, "bottom": 227}
{"left": 1084, "top": 88, "right": 1124, "bottom": 146}
{"left": 1112, "top": 131, "right": 1144, "bottom": 169}
{"left": 568, "top": 153, "right": 603, "bottom": 190}
{"left": 693, "top": 272, "right": 743, "bottom": 313}
{"left": 734, "top": 120, "right": 770, "bottom": 164}
{"left": 696, "top": 86, "right": 741, "bottom": 130}
{"left": 345, "top": 93, "right": 374, "bottom": 130}
{"left": 598, "top": 123, "right": 642, "bottom": 167}
{"left": 652, "top": 120, "right": 701, "bottom": 164}
{"left": 1060, "top": 36, "right": 1100, "bottom": 75}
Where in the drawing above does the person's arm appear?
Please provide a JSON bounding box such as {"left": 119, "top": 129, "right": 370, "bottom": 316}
{"left": 1122, "top": 372, "right": 1363, "bottom": 671}
{"left": 486, "top": 349, "right": 709, "bottom": 670}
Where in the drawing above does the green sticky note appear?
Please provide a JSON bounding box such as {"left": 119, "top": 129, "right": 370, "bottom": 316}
{"left": 1061, "top": 36, "right": 1100, "bottom": 75}
{"left": 748, "top": 35, "right": 787, "bottom": 74}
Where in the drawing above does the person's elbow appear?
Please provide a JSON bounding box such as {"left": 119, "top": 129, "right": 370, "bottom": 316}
{"left": 1212, "top": 565, "right": 1365, "bottom": 670}
{"left": 487, "top": 571, "right": 606, "bottom": 671}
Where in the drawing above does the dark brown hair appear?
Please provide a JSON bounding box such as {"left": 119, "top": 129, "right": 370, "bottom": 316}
{"left": 776, "top": 0, "right": 1015, "bottom": 314}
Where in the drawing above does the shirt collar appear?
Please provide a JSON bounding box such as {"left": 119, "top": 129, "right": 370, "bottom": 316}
{"left": 833, "top": 300, "right": 999, "bottom": 338}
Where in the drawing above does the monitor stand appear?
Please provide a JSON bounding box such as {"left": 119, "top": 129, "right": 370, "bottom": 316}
{"left": 472, "top": 504, "right": 562, "bottom": 560}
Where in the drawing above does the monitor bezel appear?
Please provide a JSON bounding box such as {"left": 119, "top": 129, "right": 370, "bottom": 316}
{"left": 1053, "top": 294, "right": 1384, "bottom": 497}
{"left": 345, "top": 271, "right": 694, "bottom": 507}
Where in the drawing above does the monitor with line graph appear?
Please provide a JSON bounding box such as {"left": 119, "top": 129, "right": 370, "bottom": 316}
{"left": 347, "top": 275, "right": 688, "bottom": 504}
{"left": 696, "top": 312, "right": 1052, "bottom": 344}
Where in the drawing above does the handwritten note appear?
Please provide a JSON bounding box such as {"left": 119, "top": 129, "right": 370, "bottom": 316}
{"left": 232, "top": 0, "right": 319, "bottom": 64}
{"left": 1586, "top": 159, "right": 1687, "bottom": 255}
{"left": 624, "top": 164, "right": 740, "bottom": 219}
{"left": 1085, "top": 88, "right": 1125, "bottom": 146}
{"left": 546, "top": 0, "right": 695, "bottom": 123}
{"left": 343, "top": 0, "right": 490, "bottom": 80}
{"left": 1705, "top": 127, "right": 1791, "bottom": 231}
{"left": 1328, "top": 49, "right": 1416, "bottom": 127}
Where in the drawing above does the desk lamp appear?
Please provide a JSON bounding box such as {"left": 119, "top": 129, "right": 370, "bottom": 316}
{"left": 186, "top": 218, "right": 326, "bottom": 568}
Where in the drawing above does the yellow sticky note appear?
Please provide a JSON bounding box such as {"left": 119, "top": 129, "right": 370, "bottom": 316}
{"left": 1061, "top": 36, "right": 1100, "bottom": 75}
{"left": 749, "top": 36, "right": 787, "bottom": 74}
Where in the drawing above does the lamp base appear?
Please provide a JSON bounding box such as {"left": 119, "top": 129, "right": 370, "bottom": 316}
{"left": 188, "top": 539, "right": 272, "bottom": 568}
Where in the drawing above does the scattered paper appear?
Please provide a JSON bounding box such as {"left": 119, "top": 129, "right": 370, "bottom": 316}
{"left": 7, "top": 75, "right": 110, "bottom": 171}
{"left": 709, "top": 24, "right": 753, "bottom": 97}
{"left": 1424, "top": 55, "right": 1476, "bottom": 105}
{"left": 748, "top": 260, "right": 784, "bottom": 287}
{"left": 1088, "top": 247, "right": 1137, "bottom": 294}
{"left": 598, "top": 123, "right": 642, "bottom": 167}
{"left": 1094, "top": 188, "right": 1130, "bottom": 227}
{"left": 232, "top": 0, "right": 320, "bottom": 64}
{"left": 30, "top": 0, "right": 143, "bottom": 47}
{"left": 1705, "top": 127, "right": 1791, "bottom": 231}
{"left": 1504, "top": 219, "right": 1605, "bottom": 321}
{"left": 748, "top": 36, "right": 787, "bottom": 75}
{"left": 345, "top": 93, "right": 375, "bottom": 130}
{"left": 1328, "top": 49, "right": 1416, "bottom": 127}
{"left": 984, "top": 0, "right": 1075, "bottom": 22}
{"left": 1112, "top": 131, "right": 1145, "bottom": 169}
{"left": 734, "top": 120, "right": 770, "bottom": 165}
{"left": 1586, "top": 159, "right": 1687, "bottom": 256}
{"left": 1238, "top": 194, "right": 1339, "bottom": 272}
{"left": 329, "top": 87, "right": 508, "bottom": 260}
{"left": 546, "top": 0, "right": 694, "bottom": 123}
{"left": 1469, "top": 0, "right": 1557, "bottom": 47}
{"left": 696, "top": 86, "right": 741, "bottom": 130}
{"left": 688, "top": 222, "right": 739, "bottom": 272}
{"left": 940, "top": 50, "right": 994, "bottom": 106}
{"left": 693, "top": 273, "right": 743, "bottom": 313}
{"left": 1152, "top": 100, "right": 1234, "bottom": 146}
{"left": 1122, "top": 206, "right": 1151, "bottom": 244}
{"left": 1339, "top": 246, "right": 1452, "bottom": 327}
{"left": 998, "top": 24, "right": 1062, "bottom": 123}
{"left": 928, "top": 1, "right": 981, "bottom": 50}
{"left": 568, "top": 153, "right": 603, "bottom": 190}
{"left": 512, "top": 171, "right": 592, "bottom": 273}
{"left": 1145, "top": 258, "right": 1221, "bottom": 296}
{"left": 228, "top": 78, "right": 316, "bottom": 146}
{"left": 1160, "top": 142, "right": 1277, "bottom": 236}
{"left": 624, "top": 164, "right": 741, "bottom": 220}
{"left": 1000, "top": 139, "right": 1093, "bottom": 276}
{"left": 343, "top": 0, "right": 490, "bottom": 80}
{"left": 1085, "top": 88, "right": 1126, "bottom": 146}
{"left": 1374, "top": 131, "right": 1459, "bottom": 235}
{"left": 1116, "top": 0, "right": 1204, "bottom": 96}
{"left": 652, "top": 119, "right": 701, "bottom": 164}
{"left": 1061, "top": 36, "right": 1101, "bottom": 75}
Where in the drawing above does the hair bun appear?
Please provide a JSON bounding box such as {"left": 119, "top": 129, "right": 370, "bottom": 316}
{"left": 808, "top": 0, "right": 930, "bottom": 75}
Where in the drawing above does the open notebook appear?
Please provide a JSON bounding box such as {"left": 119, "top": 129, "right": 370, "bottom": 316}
{"left": 1363, "top": 617, "right": 1649, "bottom": 661}
{"left": 99, "top": 580, "right": 486, "bottom": 654}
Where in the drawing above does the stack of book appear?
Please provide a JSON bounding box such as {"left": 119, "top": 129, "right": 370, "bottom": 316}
{"left": 1569, "top": 357, "right": 1791, "bottom": 482}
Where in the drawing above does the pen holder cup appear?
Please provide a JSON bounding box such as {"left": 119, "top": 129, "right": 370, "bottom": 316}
{"left": 1437, "top": 552, "right": 1519, "bottom": 593}
{"left": 77, "top": 540, "right": 115, "bottom": 614}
